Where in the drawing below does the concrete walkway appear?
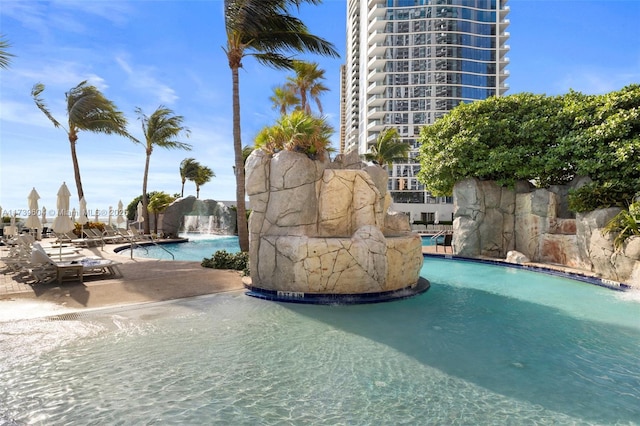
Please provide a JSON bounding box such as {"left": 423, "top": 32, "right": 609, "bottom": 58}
{"left": 0, "top": 240, "right": 245, "bottom": 314}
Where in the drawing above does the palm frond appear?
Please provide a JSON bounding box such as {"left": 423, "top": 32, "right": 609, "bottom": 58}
{"left": 31, "top": 83, "right": 62, "bottom": 128}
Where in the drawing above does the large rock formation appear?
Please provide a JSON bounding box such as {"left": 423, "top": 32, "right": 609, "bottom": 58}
{"left": 452, "top": 178, "right": 640, "bottom": 287}
{"left": 162, "top": 196, "right": 235, "bottom": 237}
{"left": 245, "top": 150, "right": 423, "bottom": 296}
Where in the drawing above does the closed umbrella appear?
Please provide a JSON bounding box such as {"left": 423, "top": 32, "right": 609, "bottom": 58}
{"left": 78, "top": 197, "right": 89, "bottom": 238}
{"left": 25, "top": 188, "right": 43, "bottom": 238}
{"left": 52, "top": 183, "right": 76, "bottom": 256}
{"left": 94, "top": 209, "right": 99, "bottom": 224}
{"left": 116, "top": 200, "right": 125, "bottom": 229}
{"left": 108, "top": 206, "right": 113, "bottom": 226}
{"left": 136, "top": 201, "right": 144, "bottom": 232}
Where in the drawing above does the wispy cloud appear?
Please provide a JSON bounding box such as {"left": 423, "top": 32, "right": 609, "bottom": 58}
{"left": 115, "top": 55, "right": 179, "bottom": 105}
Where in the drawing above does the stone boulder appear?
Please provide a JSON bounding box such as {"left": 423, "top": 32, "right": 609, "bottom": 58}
{"left": 246, "top": 150, "right": 423, "bottom": 295}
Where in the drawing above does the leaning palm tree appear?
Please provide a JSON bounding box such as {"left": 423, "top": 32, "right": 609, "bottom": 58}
{"left": 270, "top": 85, "right": 300, "bottom": 115}
{"left": 135, "top": 106, "right": 191, "bottom": 234}
{"left": 0, "top": 35, "right": 15, "bottom": 69}
{"left": 32, "top": 81, "right": 134, "bottom": 202}
{"left": 191, "top": 165, "right": 215, "bottom": 199}
{"left": 363, "top": 128, "right": 410, "bottom": 169}
{"left": 286, "top": 61, "right": 329, "bottom": 114}
{"left": 224, "top": 0, "right": 339, "bottom": 252}
{"left": 180, "top": 157, "right": 200, "bottom": 197}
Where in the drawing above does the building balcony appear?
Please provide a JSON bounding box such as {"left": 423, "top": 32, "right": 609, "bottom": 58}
{"left": 367, "top": 42, "right": 387, "bottom": 57}
{"left": 366, "top": 80, "right": 386, "bottom": 95}
{"left": 367, "top": 67, "right": 386, "bottom": 82}
{"left": 367, "top": 120, "right": 383, "bottom": 131}
{"left": 367, "top": 29, "right": 386, "bottom": 45}
{"left": 368, "top": 3, "right": 386, "bottom": 19}
{"left": 367, "top": 16, "right": 386, "bottom": 32}
{"left": 367, "top": 94, "right": 386, "bottom": 107}
{"left": 367, "top": 55, "right": 386, "bottom": 70}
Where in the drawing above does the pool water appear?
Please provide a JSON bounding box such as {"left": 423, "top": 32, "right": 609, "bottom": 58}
{"left": 128, "top": 234, "right": 438, "bottom": 261}
{"left": 1, "top": 257, "right": 639, "bottom": 425}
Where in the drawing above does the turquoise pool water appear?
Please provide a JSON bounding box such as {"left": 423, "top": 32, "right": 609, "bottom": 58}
{"left": 1, "top": 254, "right": 638, "bottom": 424}
{"left": 128, "top": 234, "right": 438, "bottom": 261}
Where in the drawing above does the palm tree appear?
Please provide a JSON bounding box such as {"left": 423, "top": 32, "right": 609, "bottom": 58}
{"left": 148, "top": 192, "right": 176, "bottom": 235}
{"left": 135, "top": 106, "right": 191, "bottom": 234}
{"left": 286, "top": 61, "right": 329, "bottom": 114}
{"left": 0, "top": 35, "right": 15, "bottom": 69}
{"left": 270, "top": 85, "right": 300, "bottom": 115}
{"left": 32, "top": 81, "right": 134, "bottom": 202}
{"left": 191, "top": 165, "right": 215, "bottom": 199}
{"left": 224, "top": 0, "right": 339, "bottom": 252}
{"left": 255, "top": 111, "right": 334, "bottom": 161}
{"left": 180, "top": 158, "right": 200, "bottom": 197}
{"left": 363, "top": 128, "right": 410, "bottom": 169}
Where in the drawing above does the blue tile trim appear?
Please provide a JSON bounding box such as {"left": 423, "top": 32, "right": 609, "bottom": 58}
{"left": 245, "top": 277, "right": 431, "bottom": 305}
{"left": 423, "top": 254, "right": 632, "bottom": 291}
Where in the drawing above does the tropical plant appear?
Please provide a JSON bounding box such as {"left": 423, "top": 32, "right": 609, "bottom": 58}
{"left": 0, "top": 34, "right": 15, "bottom": 69}
{"left": 363, "top": 127, "right": 410, "bottom": 169}
{"left": 224, "top": 0, "right": 339, "bottom": 252}
{"left": 148, "top": 192, "right": 176, "bottom": 235}
{"left": 602, "top": 201, "right": 640, "bottom": 250}
{"left": 126, "top": 192, "right": 160, "bottom": 221}
{"left": 179, "top": 157, "right": 200, "bottom": 197}
{"left": 135, "top": 106, "right": 191, "bottom": 234}
{"left": 417, "top": 85, "right": 640, "bottom": 209}
{"left": 202, "top": 250, "right": 249, "bottom": 275}
{"left": 192, "top": 165, "right": 215, "bottom": 199}
{"left": 31, "top": 81, "right": 134, "bottom": 202}
{"left": 255, "top": 111, "right": 334, "bottom": 160}
{"left": 286, "top": 60, "right": 329, "bottom": 114}
{"left": 270, "top": 85, "right": 300, "bottom": 115}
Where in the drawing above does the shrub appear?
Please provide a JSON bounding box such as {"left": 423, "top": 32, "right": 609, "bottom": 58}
{"left": 202, "top": 250, "right": 249, "bottom": 275}
{"left": 601, "top": 201, "right": 640, "bottom": 250}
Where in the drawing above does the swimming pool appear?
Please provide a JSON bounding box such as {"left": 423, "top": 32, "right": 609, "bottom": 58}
{"left": 1, "top": 256, "right": 638, "bottom": 424}
{"left": 126, "top": 234, "right": 439, "bottom": 261}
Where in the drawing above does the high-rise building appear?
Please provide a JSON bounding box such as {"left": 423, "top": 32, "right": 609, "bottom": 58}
{"left": 340, "top": 0, "right": 510, "bottom": 224}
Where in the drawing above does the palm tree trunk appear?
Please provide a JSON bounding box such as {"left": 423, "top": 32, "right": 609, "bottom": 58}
{"left": 142, "top": 152, "right": 151, "bottom": 234}
{"left": 69, "top": 131, "right": 84, "bottom": 203}
{"left": 232, "top": 65, "right": 249, "bottom": 252}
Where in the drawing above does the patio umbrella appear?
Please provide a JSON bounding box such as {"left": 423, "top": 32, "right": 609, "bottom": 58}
{"left": 78, "top": 197, "right": 89, "bottom": 237}
{"left": 41, "top": 206, "right": 48, "bottom": 238}
{"left": 116, "top": 200, "right": 125, "bottom": 229}
{"left": 108, "top": 206, "right": 113, "bottom": 226}
{"left": 434, "top": 211, "right": 440, "bottom": 225}
{"left": 25, "top": 187, "right": 43, "bottom": 239}
{"left": 136, "top": 201, "right": 144, "bottom": 232}
{"left": 94, "top": 209, "right": 99, "bottom": 224}
{"left": 52, "top": 182, "right": 76, "bottom": 256}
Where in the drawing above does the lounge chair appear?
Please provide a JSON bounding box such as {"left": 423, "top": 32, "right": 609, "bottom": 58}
{"left": 435, "top": 233, "right": 453, "bottom": 253}
{"left": 30, "top": 243, "right": 122, "bottom": 284}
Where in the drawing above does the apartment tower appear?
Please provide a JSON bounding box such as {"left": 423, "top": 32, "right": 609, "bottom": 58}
{"left": 340, "top": 0, "right": 510, "bottom": 223}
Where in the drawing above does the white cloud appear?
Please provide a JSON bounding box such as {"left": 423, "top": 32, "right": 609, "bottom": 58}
{"left": 115, "top": 55, "right": 179, "bottom": 105}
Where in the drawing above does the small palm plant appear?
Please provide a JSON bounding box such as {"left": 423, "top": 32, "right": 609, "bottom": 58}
{"left": 363, "top": 127, "right": 410, "bottom": 169}
{"left": 255, "top": 111, "right": 334, "bottom": 161}
{"left": 602, "top": 200, "right": 640, "bottom": 250}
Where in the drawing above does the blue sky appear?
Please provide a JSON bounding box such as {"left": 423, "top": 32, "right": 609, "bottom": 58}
{"left": 1, "top": 0, "right": 639, "bottom": 221}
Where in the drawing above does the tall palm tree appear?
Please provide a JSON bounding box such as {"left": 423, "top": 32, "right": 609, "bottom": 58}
{"left": 286, "top": 61, "right": 329, "bottom": 114}
{"left": 135, "top": 106, "right": 191, "bottom": 234}
{"left": 192, "top": 165, "right": 215, "bottom": 199}
{"left": 224, "top": 0, "right": 339, "bottom": 252}
{"left": 32, "top": 81, "right": 133, "bottom": 202}
{"left": 180, "top": 157, "right": 200, "bottom": 197}
{"left": 363, "top": 128, "right": 410, "bottom": 169}
{"left": 0, "top": 35, "right": 15, "bottom": 69}
{"left": 270, "top": 85, "right": 300, "bottom": 115}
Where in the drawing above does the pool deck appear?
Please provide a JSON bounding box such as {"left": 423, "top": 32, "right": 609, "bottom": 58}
{"left": 0, "top": 239, "right": 245, "bottom": 316}
{"left": 0, "top": 238, "right": 627, "bottom": 319}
